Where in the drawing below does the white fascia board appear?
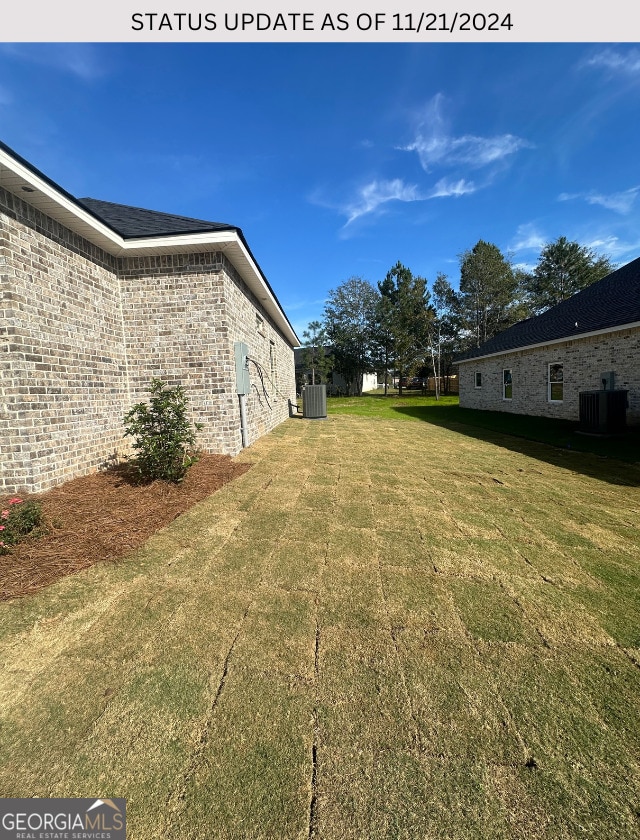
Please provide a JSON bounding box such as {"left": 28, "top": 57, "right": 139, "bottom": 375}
{"left": 456, "top": 320, "right": 640, "bottom": 364}
{"left": 0, "top": 146, "right": 123, "bottom": 250}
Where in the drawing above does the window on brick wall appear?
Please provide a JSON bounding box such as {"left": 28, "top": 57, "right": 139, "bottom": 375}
{"left": 548, "top": 363, "right": 563, "bottom": 402}
{"left": 475, "top": 371, "right": 482, "bottom": 388}
{"left": 503, "top": 368, "right": 512, "bottom": 400}
{"left": 256, "top": 313, "right": 265, "bottom": 336}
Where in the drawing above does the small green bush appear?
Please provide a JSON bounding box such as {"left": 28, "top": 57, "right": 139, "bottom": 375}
{"left": 0, "top": 498, "right": 45, "bottom": 555}
{"left": 123, "top": 379, "right": 203, "bottom": 483}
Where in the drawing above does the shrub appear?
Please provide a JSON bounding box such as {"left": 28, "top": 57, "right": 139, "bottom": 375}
{"left": 0, "top": 498, "right": 45, "bottom": 555}
{"left": 123, "top": 379, "right": 203, "bottom": 483}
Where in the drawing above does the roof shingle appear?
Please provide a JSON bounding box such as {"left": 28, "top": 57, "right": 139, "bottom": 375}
{"left": 456, "top": 256, "right": 640, "bottom": 362}
{"left": 78, "top": 197, "right": 235, "bottom": 239}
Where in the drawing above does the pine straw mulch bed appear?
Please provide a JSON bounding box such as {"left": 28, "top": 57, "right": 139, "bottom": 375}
{"left": 0, "top": 454, "right": 251, "bottom": 602}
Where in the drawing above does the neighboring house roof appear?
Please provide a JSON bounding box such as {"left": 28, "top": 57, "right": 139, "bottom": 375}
{"left": 0, "top": 140, "right": 299, "bottom": 347}
{"left": 456, "top": 256, "right": 640, "bottom": 363}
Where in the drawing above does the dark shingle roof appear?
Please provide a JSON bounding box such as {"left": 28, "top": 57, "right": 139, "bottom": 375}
{"left": 78, "top": 197, "right": 235, "bottom": 239}
{"left": 456, "top": 256, "right": 640, "bottom": 362}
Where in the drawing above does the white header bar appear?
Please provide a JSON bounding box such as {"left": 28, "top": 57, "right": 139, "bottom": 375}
{"left": 5, "top": 2, "right": 640, "bottom": 42}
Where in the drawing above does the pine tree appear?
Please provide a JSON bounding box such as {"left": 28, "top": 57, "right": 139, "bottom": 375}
{"left": 528, "top": 237, "right": 614, "bottom": 312}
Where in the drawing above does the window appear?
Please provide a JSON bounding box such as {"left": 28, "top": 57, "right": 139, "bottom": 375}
{"left": 503, "top": 369, "right": 512, "bottom": 400}
{"left": 548, "top": 363, "right": 563, "bottom": 402}
{"left": 256, "top": 313, "right": 265, "bottom": 336}
{"left": 475, "top": 371, "right": 482, "bottom": 388}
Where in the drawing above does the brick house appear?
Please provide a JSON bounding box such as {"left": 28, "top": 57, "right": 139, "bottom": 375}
{"left": 1, "top": 141, "right": 299, "bottom": 494}
{"left": 456, "top": 256, "right": 640, "bottom": 425}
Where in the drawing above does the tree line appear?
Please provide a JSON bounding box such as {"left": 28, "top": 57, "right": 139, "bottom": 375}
{"left": 302, "top": 237, "right": 614, "bottom": 396}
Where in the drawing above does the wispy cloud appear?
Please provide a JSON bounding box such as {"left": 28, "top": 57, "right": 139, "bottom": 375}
{"left": 584, "top": 49, "right": 640, "bottom": 76}
{"left": 401, "top": 94, "right": 531, "bottom": 173}
{"left": 510, "top": 223, "right": 546, "bottom": 253}
{"left": 0, "top": 44, "right": 110, "bottom": 81}
{"left": 315, "top": 93, "right": 527, "bottom": 233}
{"left": 342, "top": 178, "right": 423, "bottom": 226}
{"left": 428, "top": 177, "right": 476, "bottom": 198}
{"left": 320, "top": 174, "right": 477, "bottom": 234}
{"left": 584, "top": 234, "right": 640, "bottom": 260}
{"left": 559, "top": 186, "right": 640, "bottom": 215}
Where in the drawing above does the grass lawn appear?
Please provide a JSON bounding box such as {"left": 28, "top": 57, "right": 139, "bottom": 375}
{"left": 331, "top": 392, "right": 640, "bottom": 464}
{"left": 1, "top": 410, "right": 639, "bottom": 838}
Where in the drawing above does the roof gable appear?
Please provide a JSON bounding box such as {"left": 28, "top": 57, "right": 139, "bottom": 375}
{"left": 456, "top": 256, "right": 640, "bottom": 362}
{"left": 0, "top": 139, "right": 300, "bottom": 346}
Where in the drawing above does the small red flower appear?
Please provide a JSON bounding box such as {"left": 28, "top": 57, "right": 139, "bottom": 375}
{"left": 8, "top": 498, "right": 23, "bottom": 505}
{"left": 0, "top": 526, "right": 5, "bottom": 531}
{"left": 1, "top": 510, "right": 8, "bottom": 518}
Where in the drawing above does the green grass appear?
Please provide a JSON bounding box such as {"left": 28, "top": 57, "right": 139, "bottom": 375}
{"left": 1, "top": 413, "right": 639, "bottom": 839}
{"left": 329, "top": 392, "right": 640, "bottom": 464}
{"left": 328, "top": 391, "right": 460, "bottom": 419}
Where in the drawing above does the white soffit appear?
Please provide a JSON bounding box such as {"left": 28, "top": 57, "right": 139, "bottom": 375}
{"left": 0, "top": 148, "right": 298, "bottom": 347}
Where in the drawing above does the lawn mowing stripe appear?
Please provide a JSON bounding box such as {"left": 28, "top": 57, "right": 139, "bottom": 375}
{"left": 1, "top": 411, "right": 638, "bottom": 839}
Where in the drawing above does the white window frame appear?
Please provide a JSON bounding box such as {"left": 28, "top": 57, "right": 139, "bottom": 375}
{"left": 475, "top": 371, "right": 482, "bottom": 388}
{"left": 503, "top": 368, "right": 513, "bottom": 401}
{"left": 548, "top": 363, "right": 564, "bottom": 403}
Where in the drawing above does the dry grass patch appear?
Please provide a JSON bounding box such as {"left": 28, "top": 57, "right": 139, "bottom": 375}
{"left": 1, "top": 412, "right": 639, "bottom": 839}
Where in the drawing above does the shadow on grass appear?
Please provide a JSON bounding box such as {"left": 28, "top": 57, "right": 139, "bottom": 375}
{"left": 392, "top": 404, "right": 640, "bottom": 487}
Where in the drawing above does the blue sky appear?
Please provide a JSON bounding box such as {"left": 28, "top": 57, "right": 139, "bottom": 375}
{"left": 1, "top": 43, "right": 640, "bottom": 340}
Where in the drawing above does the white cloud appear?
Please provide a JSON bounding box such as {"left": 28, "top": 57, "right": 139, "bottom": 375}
{"left": 559, "top": 187, "right": 640, "bottom": 215}
{"left": 584, "top": 234, "right": 640, "bottom": 260}
{"left": 401, "top": 94, "right": 530, "bottom": 173}
{"left": 428, "top": 177, "right": 476, "bottom": 198}
{"left": 337, "top": 174, "right": 476, "bottom": 229}
{"left": 510, "top": 223, "right": 546, "bottom": 253}
{"left": 342, "top": 178, "right": 423, "bottom": 226}
{"left": 585, "top": 49, "right": 640, "bottom": 75}
{"left": 314, "top": 94, "right": 528, "bottom": 233}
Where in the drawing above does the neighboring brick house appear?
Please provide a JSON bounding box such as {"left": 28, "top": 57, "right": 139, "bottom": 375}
{"left": 1, "top": 141, "right": 299, "bottom": 494}
{"left": 456, "top": 256, "right": 640, "bottom": 425}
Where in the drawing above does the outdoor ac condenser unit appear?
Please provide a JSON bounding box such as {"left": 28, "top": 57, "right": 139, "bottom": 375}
{"left": 579, "top": 389, "right": 628, "bottom": 434}
{"left": 303, "top": 384, "right": 327, "bottom": 419}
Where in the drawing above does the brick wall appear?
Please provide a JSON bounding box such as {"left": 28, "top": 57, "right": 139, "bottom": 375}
{"left": 458, "top": 326, "right": 640, "bottom": 425}
{"left": 1, "top": 187, "right": 130, "bottom": 494}
{"left": 119, "top": 252, "right": 295, "bottom": 456}
{"left": 1, "top": 189, "right": 295, "bottom": 494}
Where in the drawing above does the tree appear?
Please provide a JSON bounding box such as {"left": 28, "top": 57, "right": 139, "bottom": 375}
{"left": 301, "top": 320, "right": 332, "bottom": 385}
{"left": 323, "top": 277, "right": 378, "bottom": 396}
{"left": 527, "top": 237, "right": 614, "bottom": 312}
{"left": 457, "top": 240, "right": 520, "bottom": 348}
{"left": 378, "top": 262, "right": 433, "bottom": 396}
{"left": 372, "top": 286, "right": 395, "bottom": 396}
{"left": 431, "top": 272, "right": 460, "bottom": 395}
